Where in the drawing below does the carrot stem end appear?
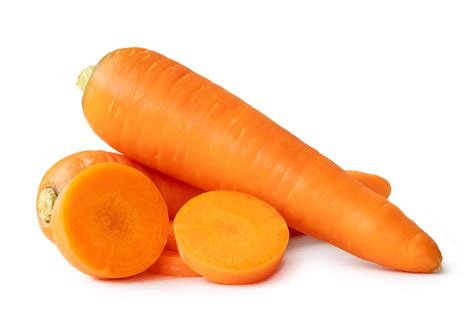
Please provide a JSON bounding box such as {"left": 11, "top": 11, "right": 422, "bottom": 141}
{"left": 76, "top": 65, "right": 96, "bottom": 91}
{"left": 38, "top": 187, "right": 58, "bottom": 225}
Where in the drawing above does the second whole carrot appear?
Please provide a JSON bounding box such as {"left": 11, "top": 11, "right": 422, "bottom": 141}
{"left": 38, "top": 151, "right": 390, "bottom": 243}
{"left": 37, "top": 150, "right": 201, "bottom": 242}
{"left": 79, "top": 48, "right": 441, "bottom": 273}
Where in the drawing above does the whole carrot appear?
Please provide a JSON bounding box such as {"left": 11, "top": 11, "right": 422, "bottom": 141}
{"left": 79, "top": 48, "right": 442, "bottom": 273}
{"left": 37, "top": 150, "right": 201, "bottom": 242}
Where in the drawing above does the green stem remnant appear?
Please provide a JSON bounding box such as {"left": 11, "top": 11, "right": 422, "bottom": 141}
{"left": 38, "top": 187, "right": 59, "bottom": 225}
{"left": 76, "top": 65, "right": 96, "bottom": 91}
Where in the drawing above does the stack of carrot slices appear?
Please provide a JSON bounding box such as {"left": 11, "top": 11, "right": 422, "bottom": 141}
{"left": 41, "top": 161, "right": 290, "bottom": 283}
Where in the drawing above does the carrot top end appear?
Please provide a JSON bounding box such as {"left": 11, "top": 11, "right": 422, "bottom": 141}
{"left": 76, "top": 65, "right": 96, "bottom": 91}
{"left": 38, "top": 187, "right": 58, "bottom": 225}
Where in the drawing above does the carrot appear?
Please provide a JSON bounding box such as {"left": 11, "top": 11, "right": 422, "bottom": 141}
{"left": 38, "top": 151, "right": 389, "bottom": 243}
{"left": 79, "top": 47, "right": 442, "bottom": 273}
{"left": 52, "top": 163, "right": 169, "bottom": 278}
{"left": 37, "top": 150, "right": 201, "bottom": 242}
{"left": 174, "top": 191, "right": 288, "bottom": 284}
{"left": 148, "top": 249, "right": 200, "bottom": 277}
{"left": 165, "top": 220, "right": 178, "bottom": 251}
{"left": 289, "top": 170, "right": 391, "bottom": 237}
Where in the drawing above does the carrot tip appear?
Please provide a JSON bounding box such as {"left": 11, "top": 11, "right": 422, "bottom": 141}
{"left": 76, "top": 65, "right": 96, "bottom": 91}
{"left": 37, "top": 187, "right": 58, "bottom": 225}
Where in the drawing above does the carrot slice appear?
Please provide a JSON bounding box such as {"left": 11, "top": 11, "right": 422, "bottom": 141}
{"left": 148, "top": 250, "right": 200, "bottom": 277}
{"left": 52, "top": 163, "right": 168, "bottom": 278}
{"left": 174, "top": 191, "right": 289, "bottom": 285}
{"left": 165, "top": 220, "right": 178, "bottom": 251}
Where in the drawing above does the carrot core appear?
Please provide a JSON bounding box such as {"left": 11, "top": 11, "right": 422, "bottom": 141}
{"left": 38, "top": 187, "right": 58, "bottom": 224}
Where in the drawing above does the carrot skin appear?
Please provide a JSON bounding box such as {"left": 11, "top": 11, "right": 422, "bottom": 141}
{"left": 82, "top": 48, "right": 442, "bottom": 273}
{"left": 289, "top": 170, "right": 390, "bottom": 237}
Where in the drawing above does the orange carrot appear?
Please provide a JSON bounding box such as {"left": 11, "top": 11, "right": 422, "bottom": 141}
{"left": 37, "top": 150, "right": 201, "bottom": 242}
{"left": 174, "top": 191, "right": 289, "bottom": 284}
{"left": 148, "top": 249, "right": 200, "bottom": 277}
{"left": 38, "top": 151, "right": 389, "bottom": 243}
{"left": 289, "top": 170, "right": 391, "bottom": 237}
{"left": 165, "top": 220, "right": 178, "bottom": 251}
{"left": 52, "top": 163, "right": 169, "bottom": 278}
{"left": 79, "top": 47, "right": 441, "bottom": 273}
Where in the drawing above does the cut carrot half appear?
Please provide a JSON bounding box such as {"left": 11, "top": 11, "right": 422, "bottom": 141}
{"left": 52, "top": 163, "right": 169, "bottom": 279}
{"left": 148, "top": 250, "right": 200, "bottom": 277}
{"left": 36, "top": 150, "right": 201, "bottom": 243}
{"left": 165, "top": 220, "right": 178, "bottom": 251}
{"left": 174, "top": 191, "right": 289, "bottom": 285}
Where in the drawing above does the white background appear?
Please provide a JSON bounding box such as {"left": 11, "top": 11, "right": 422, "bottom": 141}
{"left": 0, "top": 1, "right": 472, "bottom": 327}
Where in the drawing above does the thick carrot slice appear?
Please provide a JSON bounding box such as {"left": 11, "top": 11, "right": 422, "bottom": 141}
{"left": 80, "top": 47, "right": 441, "bottom": 273}
{"left": 148, "top": 250, "right": 200, "bottom": 277}
{"left": 174, "top": 191, "right": 289, "bottom": 284}
{"left": 37, "top": 150, "right": 201, "bottom": 242}
{"left": 52, "top": 163, "right": 169, "bottom": 278}
{"left": 165, "top": 220, "right": 178, "bottom": 251}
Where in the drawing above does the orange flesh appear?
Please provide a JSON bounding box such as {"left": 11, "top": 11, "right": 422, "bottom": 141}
{"left": 148, "top": 250, "right": 200, "bottom": 277}
{"left": 174, "top": 191, "right": 289, "bottom": 285}
{"left": 52, "top": 163, "right": 169, "bottom": 278}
